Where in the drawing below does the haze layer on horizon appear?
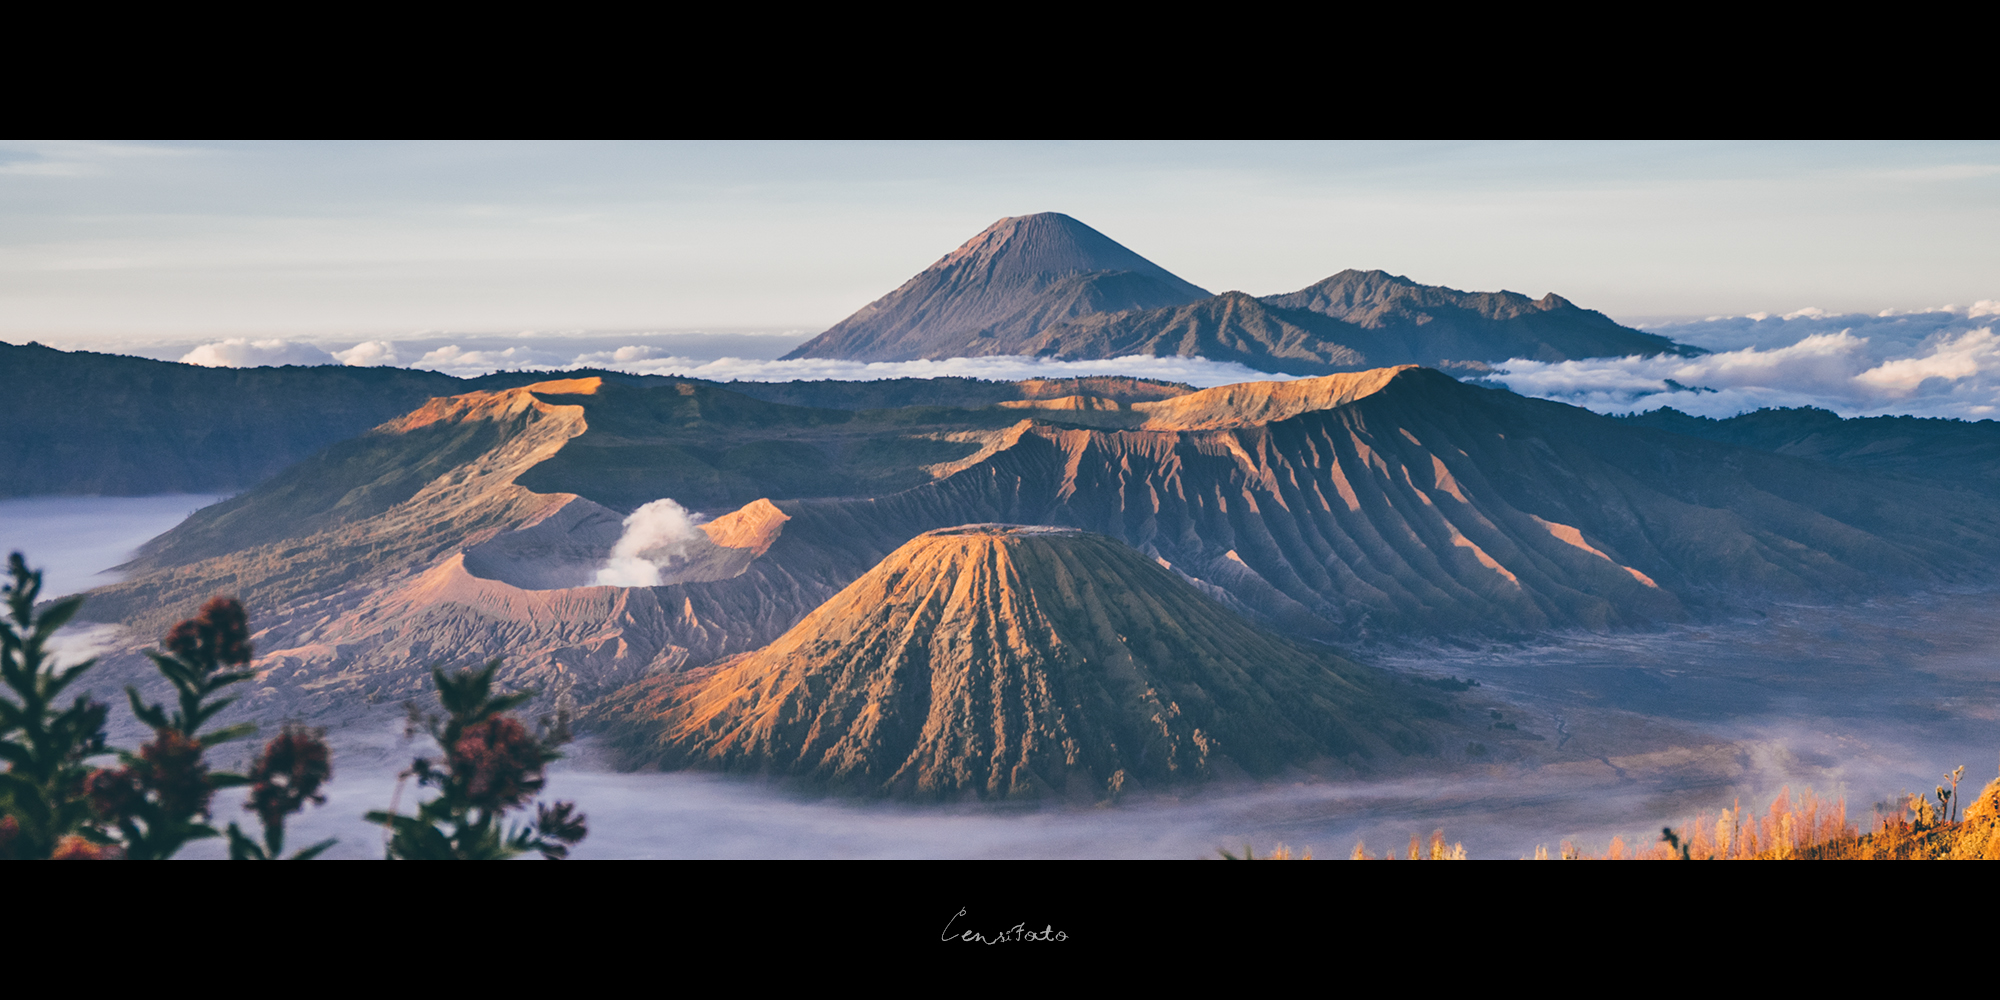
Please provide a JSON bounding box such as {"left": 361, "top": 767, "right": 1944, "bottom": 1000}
{"left": 6, "top": 140, "right": 1998, "bottom": 344}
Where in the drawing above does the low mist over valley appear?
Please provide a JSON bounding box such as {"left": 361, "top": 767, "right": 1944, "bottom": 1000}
{"left": 8, "top": 193, "right": 2000, "bottom": 859}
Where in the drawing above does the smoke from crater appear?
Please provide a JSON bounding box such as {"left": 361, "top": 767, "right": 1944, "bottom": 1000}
{"left": 593, "top": 498, "right": 705, "bottom": 587}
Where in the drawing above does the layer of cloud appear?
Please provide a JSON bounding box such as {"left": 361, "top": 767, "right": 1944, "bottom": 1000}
{"left": 164, "top": 335, "right": 1299, "bottom": 389}
{"left": 331, "top": 339, "right": 400, "bottom": 366}
{"left": 157, "top": 305, "right": 2000, "bottom": 421}
{"left": 178, "top": 338, "right": 337, "bottom": 367}
{"left": 412, "top": 344, "right": 569, "bottom": 374}
{"left": 1492, "top": 307, "right": 2000, "bottom": 419}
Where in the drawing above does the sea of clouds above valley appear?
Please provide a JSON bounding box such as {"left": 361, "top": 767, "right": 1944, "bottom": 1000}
{"left": 175, "top": 337, "right": 1307, "bottom": 390}
{"left": 1490, "top": 303, "right": 2000, "bottom": 420}
{"left": 171, "top": 300, "right": 2000, "bottom": 420}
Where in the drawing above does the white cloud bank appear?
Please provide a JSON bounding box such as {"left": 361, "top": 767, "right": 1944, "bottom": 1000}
{"left": 167, "top": 334, "right": 1300, "bottom": 388}
{"left": 541, "top": 353, "right": 1302, "bottom": 389}
{"left": 178, "top": 338, "right": 336, "bottom": 368}
{"left": 1491, "top": 305, "right": 2000, "bottom": 420}
{"left": 165, "top": 302, "right": 2000, "bottom": 421}
{"left": 331, "top": 340, "right": 400, "bottom": 366}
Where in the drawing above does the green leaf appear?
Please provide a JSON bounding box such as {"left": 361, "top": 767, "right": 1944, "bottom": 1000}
{"left": 197, "top": 721, "right": 256, "bottom": 747}
{"left": 125, "top": 687, "right": 168, "bottom": 729}
{"left": 227, "top": 824, "right": 266, "bottom": 861}
{"left": 290, "top": 839, "right": 337, "bottom": 861}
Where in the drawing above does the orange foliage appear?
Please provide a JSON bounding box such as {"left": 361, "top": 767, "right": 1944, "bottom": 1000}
{"left": 1541, "top": 786, "right": 1856, "bottom": 860}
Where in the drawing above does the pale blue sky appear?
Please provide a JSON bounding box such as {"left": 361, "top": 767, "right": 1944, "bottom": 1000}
{"left": 4, "top": 141, "right": 1997, "bottom": 348}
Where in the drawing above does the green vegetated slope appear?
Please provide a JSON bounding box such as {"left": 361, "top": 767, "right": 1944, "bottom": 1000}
{"left": 0, "top": 337, "right": 1198, "bottom": 498}
{"left": 1620, "top": 406, "right": 2000, "bottom": 497}
{"left": 0, "top": 340, "right": 713, "bottom": 497}
{"left": 508, "top": 380, "right": 1024, "bottom": 512}
{"left": 595, "top": 525, "right": 1450, "bottom": 799}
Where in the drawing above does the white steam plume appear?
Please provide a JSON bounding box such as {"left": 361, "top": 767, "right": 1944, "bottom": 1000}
{"left": 594, "top": 499, "right": 705, "bottom": 587}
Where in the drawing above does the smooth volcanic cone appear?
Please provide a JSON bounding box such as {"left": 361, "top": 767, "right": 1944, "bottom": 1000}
{"left": 781, "top": 213, "right": 1210, "bottom": 362}
{"left": 596, "top": 525, "right": 1438, "bottom": 800}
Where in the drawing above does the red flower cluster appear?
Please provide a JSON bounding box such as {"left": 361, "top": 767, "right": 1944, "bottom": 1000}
{"left": 87, "top": 729, "right": 212, "bottom": 821}
{"left": 450, "top": 716, "right": 547, "bottom": 811}
{"left": 245, "top": 725, "right": 333, "bottom": 829}
{"left": 141, "top": 729, "right": 212, "bottom": 817}
{"left": 165, "top": 596, "right": 253, "bottom": 668}
{"left": 84, "top": 767, "right": 141, "bottom": 820}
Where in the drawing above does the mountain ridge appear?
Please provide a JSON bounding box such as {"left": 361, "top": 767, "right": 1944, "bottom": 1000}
{"left": 65, "top": 366, "right": 2000, "bottom": 731}
{"left": 778, "top": 215, "right": 1701, "bottom": 372}
{"left": 593, "top": 524, "right": 1447, "bottom": 798}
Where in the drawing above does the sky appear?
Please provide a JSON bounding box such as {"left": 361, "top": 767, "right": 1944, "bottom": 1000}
{"left": 6, "top": 140, "right": 2000, "bottom": 417}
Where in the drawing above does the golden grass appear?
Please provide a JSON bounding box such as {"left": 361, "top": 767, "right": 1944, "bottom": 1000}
{"left": 1226, "top": 773, "right": 2000, "bottom": 860}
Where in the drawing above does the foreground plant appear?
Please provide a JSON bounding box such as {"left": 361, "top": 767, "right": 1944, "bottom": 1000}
{"left": 368, "top": 660, "right": 586, "bottom": 860}
{"left": 0, "top": 554, "right": 113, "bottom": 858}
{"left": 0, "top": 551, "right": 338, "bottom": 859}
{"left": 85, "top": 596, "right": 270, "bottom": 858}
{"left": 226, "top": 724, "right": 337, "bottom": 860}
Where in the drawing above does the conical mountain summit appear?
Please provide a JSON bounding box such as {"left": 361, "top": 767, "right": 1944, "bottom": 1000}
{"left": 781, "top": 213, "right": 1211, "bottom": 362}
{"left": 786, "top": 215, "right": 1699, "bottom": 372}
{"left": 595, "top": 524, "right": 1440, "bottom": 799}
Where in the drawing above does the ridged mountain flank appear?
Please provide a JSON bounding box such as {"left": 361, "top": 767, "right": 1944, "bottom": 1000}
{"left": 595, "top": 525, "right": 1439, "bottom": 799}
{"left": 78, "top": 367, "right": 2000, "bottom": 729}
{"left": 1018, "top": 270, "right": 1700, "bottom": 375}
{"left": 781, "top": 213, "right": 1211, "bottom": 362}
{"left": 778, "top": 217, "right": 1698, "bottom": 372}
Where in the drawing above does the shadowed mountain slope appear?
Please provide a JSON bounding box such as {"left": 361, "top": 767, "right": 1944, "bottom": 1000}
{"left": 0, "top": 337, "right": 1205, "bottom": 497}
{"left": 1015, "top": 270, "right": 1698, "bottom": 375}
{"left": 1007, "top": 292, "right": 1367, "bottom": 375}
{"left": 1619, "top": 406, "right": 2000, "bottom": 497}
{"left": 759, "top": 368, "right": 2000, "bottom": 641}
{"left": 594, "top": 525, "right": 1443, "bottom": 799}
{"left": 771, "top": 214, "right": 1695, "bottom": 374}
{"left": 0, "top": 341, "right": 474, "bottom": 496}
{"left": 72, "top": 367, "right": 2000, "bottom": 727}
{"left": 780, "top": 213, "right": 1210, "bottom": 362}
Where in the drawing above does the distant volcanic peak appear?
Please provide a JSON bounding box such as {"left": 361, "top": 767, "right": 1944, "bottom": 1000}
{"left": 780, "top": 213, "right": 1208, "bottom": 362}
{"left": 930, "top": 213, "right": 1198, "bottom": 289}
{"left": 611, "top": 524, "right": 1426, "bottom": 798}
{"left": 1132, "top": 366, "right": 1422, "bottom": 430}
{"left": 1267, "top": 269, "right": 1560, "bottom": 323}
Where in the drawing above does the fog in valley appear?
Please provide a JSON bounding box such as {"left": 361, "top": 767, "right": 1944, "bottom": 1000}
{"left": 0, "top": 494, "right": 229, "bottom": 598}
{"left": 17, "top": 497, "right": 1997, "bottom": 860}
